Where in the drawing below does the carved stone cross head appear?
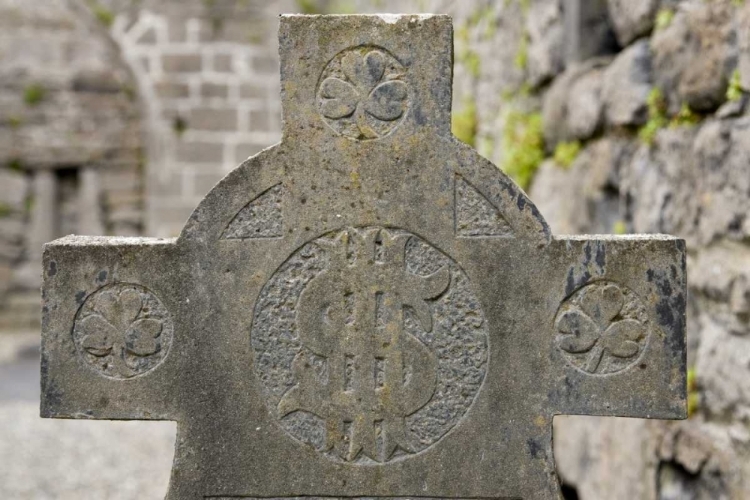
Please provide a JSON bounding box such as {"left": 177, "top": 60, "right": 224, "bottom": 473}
{"left": 41, "top": 15, "right": 687, "bottom": 500}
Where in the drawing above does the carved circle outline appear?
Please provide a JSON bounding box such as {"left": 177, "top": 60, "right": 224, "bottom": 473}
{"left": 316, "top": 44, "right": 410, "bottom": 141}
{"left": 554, "top": 279, "right": 652, "bottom": 376}
{"left": 250, "top": 226, "right": 489, "bottom": 464}
{"left": 72, "top": 282, "right": 174, "bottom": 380}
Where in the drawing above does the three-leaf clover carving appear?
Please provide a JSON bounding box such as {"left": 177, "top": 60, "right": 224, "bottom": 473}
{"left": 317, "top": 46, "right": 409, "bottom": 140}
{"left": 555, "top": 281, "right": 650, "bottom": 375}
{"left": 73, "top": 283, "right": 173, "bottom": 379}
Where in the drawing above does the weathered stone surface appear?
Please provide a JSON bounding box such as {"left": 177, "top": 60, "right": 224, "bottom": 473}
{"left": 563, "top": 0, "right": 618, "bottom": 64}
{"left": 651, "top": 1, "right": 736, "bottom": 114}
{"left": 620, "top": 116, "right": 750, "bottom": 247}
{"left": 677, "top": 1, "right": 735, "bottom": 113}
{"left": 602, "top": 39, "right": 652, "bottom": 126}
{"left": 525, "top": 0, "right": 565, "bottom": 87}
{"left": 739, "top": 3, "right": 750, "bottom": 92}
{"left": 606, "top": 0, "right": 658, "bottom": 46}
{"left": 555, "top": 417, "right": 745, "bottom": 500}
{"left": 41, "top": 15, "right": 687, "bottom": 500}
{"left": 543, "top": 58, "right": 609, "bottom": 148}
{"left": 531, "top": 138, "right": 632, "bottom": 235}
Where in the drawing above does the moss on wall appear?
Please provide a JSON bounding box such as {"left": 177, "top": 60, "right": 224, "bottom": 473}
{"left": 23, "top": 84, "right": 45, "bottom": 106}
{"left": 553, "top": 141, "right": 581, "bottom": 169}
{"left": 639, "top": 88, "right": 669, "bottom": 145}
{"left": 501, "top": 110, "right": 544, "bottom": 189}
{"left": 727, "top": 69, "right": 743, "bottom": 101}
{"left": 452, "top": 97, "right": 478, "bottom": 147}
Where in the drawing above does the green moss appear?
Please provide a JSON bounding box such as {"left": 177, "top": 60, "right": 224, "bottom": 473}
{"left": 7, "top": 158, "right": 23, "bottom": 171}
{"left": 464, "top": 50, "right": 481, "bottom": 78}
{"left": 8, "top": 115, "right": 22, "bottom": 129}
{"left": 612, "top": 221, "right": 627, "bottom": 235}
{"left": 295, "top": 0, "right": 320, "bottom": 14}
{"left": 87, "top": 0, "right": 115, "bottom": 27}
{"left": 455, "top": 24, "right": 470, "bottom": 44}
{"left": 514, "top": 32, "right": 528, "bottom": 70}
{"left": 482, "top": 8, "right": 497, "bottom": 39}
{"left": 467, "top": 6, "right": 496, "bottom": 39}
{"left": 468, "top": 8, "right": 483, "bottom": 27}
{"left": 0, "top": 202, "right": 12, "bottom": 218}
{"left": 553, "top": 141, "right": 581, "bottom": 169}
{"left": 210, "top": 17, "right": 223, "bottom": 36}
{"left": 330, "top": 0, "right": 355, "bottom": 14}
{"left": 687, "top": 368, "right": 699, "bottom": 417}
{"left": 727, "top": 69, "right": 743, "bottom": 102}
{"left": 452, "top": 97, "right": 478, "bottom": 147}
{"left": 670, "top": 103, "right": 700, "bottom": 127}
{"left": 172, "top": 116, "right": 188, "bottom": 136}
{"left": 121, "top": 84, "right": 137, "bottom": 101}
{"left": 638, "top": 87, "right": 668, "bottom": 145}
{"left": 732, "top": 0, "right": 745, "bottom": 6}
{"left": 655, "top": 8, "right": 674, "bottom": 31}
{"left": 23, "top": 84, "right": 45, "bottom": 106}
{"left": 501, "top": 111, "right": 544, "bottom": 189}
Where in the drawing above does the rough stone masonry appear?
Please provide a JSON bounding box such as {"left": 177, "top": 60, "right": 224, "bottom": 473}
{"left": 40, "top": 15, "right": 688, "bottom": 500}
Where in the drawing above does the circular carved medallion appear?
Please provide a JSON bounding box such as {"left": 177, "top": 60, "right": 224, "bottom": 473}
{"left": 73, "top": 283, "right": 173, "bottom": 379}
{"left": 554, "top": 280, "right": 651, "bottom": 375}
{"left": 317, "top": 45, "right": 409, "bottom": 140}
{"left": 251, "top": 227, "right": 488, "bottom": 464}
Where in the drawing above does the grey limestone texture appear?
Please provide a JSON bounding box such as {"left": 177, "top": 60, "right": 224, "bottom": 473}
{"left": 41, "top": 14, "right": 687, "bottom": 500}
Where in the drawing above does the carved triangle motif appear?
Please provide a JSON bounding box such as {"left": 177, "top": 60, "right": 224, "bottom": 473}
{"left": 455, "top": 178, "right": 513, "bottom": 237}
{"left": 222, "top": 184, "right": 283, "bottom": 239}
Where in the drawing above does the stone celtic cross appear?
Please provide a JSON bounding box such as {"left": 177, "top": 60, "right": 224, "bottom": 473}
{"left": 41, "top": 15, "right": 687, "bottom": 500}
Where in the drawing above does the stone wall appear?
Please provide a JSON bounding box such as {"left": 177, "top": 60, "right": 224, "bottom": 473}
{"left": 98, "top": 0, "right": 291, "bottom": 237}
{"left": 521, "top": 1, "right": 750, "bottom": 498}
{"left": 0, "top": 0, "right": 748, "bottom": 497}
{"left": 0, "top": 0, "right": 144, "bottom": 329}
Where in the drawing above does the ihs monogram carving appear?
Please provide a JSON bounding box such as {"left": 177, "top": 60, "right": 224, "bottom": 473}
{"left": 73, "top": 283, "right": 173, "bottom": 379}
{"left": 554, "top": 280, "right": 651, "bottom": 375}
{"left": 251, "top": 227, "right": 489, "bottom": 464}
{"left": 317, "top": 46, "right": 409, "bottom": 140}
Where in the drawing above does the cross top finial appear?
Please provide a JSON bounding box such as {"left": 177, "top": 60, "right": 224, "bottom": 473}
{"left": 279, "top": 15, "right": 453, "bottom": 141}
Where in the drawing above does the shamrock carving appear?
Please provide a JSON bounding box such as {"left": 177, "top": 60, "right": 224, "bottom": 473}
{"left": 555, "top": 283, "right": 646, "bottom": 374}
{"left": 319, "top": 48, "right": 408, "bottom": 139}
{"left": 78, "top": 287, "right": 164, "bottom": 377}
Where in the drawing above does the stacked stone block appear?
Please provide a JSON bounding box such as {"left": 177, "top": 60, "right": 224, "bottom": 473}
{"left": 106, "top": 0, "right": 290, "bottom": 237}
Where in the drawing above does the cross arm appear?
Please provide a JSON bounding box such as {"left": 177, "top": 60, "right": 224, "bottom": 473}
{"left": 41, "top": 235, "right": 183, "bottom": 421}
{"left": 545, "top": 235, "right": 687, "bottom": 420}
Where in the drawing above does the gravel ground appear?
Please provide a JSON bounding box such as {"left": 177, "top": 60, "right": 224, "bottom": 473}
{"left": 0, "top": 332, "right": 175, "bottom": 499}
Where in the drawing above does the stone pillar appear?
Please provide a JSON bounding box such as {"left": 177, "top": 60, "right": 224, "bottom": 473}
{"left": 78, "top": 167, "right": 104, "bottom": 236}
{"left": 14, "top": 169, "right": 57, "bottom": 289}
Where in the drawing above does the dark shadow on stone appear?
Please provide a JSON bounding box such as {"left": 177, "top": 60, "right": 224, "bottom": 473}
{"left": 561, "top": 483, "right": 581, "bottom": 500}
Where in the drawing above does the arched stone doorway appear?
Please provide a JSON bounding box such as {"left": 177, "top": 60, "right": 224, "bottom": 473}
{"left": 0, "top": 0, "right": 145, "bottom": 330}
